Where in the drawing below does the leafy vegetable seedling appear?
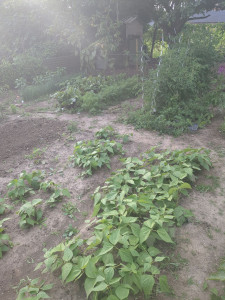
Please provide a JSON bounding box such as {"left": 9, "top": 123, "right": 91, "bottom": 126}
{"left": 18, "top": 199, "right": 43, "bottom": 228}
{"left": 0, "top": 218, "right": 12, "bottom": 258}
{"left": 0, "top": 198, "right": 13, "bottom": 215}
{"left": 70, "top": 139, "right": 124, "bottom": 176}
{"left": 15, "top": 277, "right": 53, "bottom": 300}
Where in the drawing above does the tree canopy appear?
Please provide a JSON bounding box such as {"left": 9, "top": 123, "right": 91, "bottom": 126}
{"left": 0, "top": 0, "right": 224, "bottom": 62}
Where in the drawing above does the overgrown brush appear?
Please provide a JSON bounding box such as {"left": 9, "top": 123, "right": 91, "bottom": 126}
{"left": 55, "top": 74, "right": 140, "bottom": 114}
{"left": 127, "top": 27, "right": 219, "bottom": 136}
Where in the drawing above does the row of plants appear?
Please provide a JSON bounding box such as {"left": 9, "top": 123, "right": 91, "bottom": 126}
{"left": 0, "top": 170, "right": 71, "bottom": 258}
{"left": 54, "top": 74, "right": 140, "bottom": 114}
{"left": 0, "top": 129, "right": 125, "bottom": 259}
{"left": 31, "top": 147, "right": 212, "bottom": 299}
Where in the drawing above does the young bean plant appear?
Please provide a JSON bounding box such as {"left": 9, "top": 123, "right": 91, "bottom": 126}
{"left": 70, "top": 139, "right": 124, "bottom": 176}
{"left": 17, "top": 199, "right": 43, "bottom": 228}
{"left": 15, "top": 277, "right": 53, "bottom": 300}
{"left": 0, "top": 218, "right": 12, "bottom": 258}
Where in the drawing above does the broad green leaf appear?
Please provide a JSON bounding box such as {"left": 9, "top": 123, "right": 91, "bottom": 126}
{"left": 119, "top": 248, "right": 133, "bottom": 263}
{"left": 157, "top": 228, "right": 174, "bottom": 244}
{"left": 65, "top": 266, "right": 81, "bottom": 283}
{"left": 92, "top": 204, "right": 101, "bottom": 217}
{"left": 92, "top": 282, "right": 108, "bottom": 292}
{"left": 209, "top": 270, "right": 225, "bottom": 281}
{"left": 109, "top": 229, "right": 120, "bottom": 245}
{"left": 62, "top": 189, "right": 71, "bottom": 198}
{"left": 102, "top": 253, "right": 114, "bottom": 266}
{"left": 155, "top": 256, "right": 166, "bottom": 262}
{"left": 36, "top": 291, "right": 50, "bottom": 299}
{"left": 141, "top": 275, "right": 155, "bottom": 296}
{"left": 42, "top": 284, "right": 54, "bottom": 291}
{"left": 34, "top": 262, "right": 43, "bottom": 271}
{"left": 115, "top": 286, "right": 130, "bottom": 300}
{"left": 129, "top": 223, "right": 140, "bottom": 237}
{"left": 107, "top": 296, "right": 119, "bottom": 300}
{"left": 148, "top": 247, "right": 161, "bottom": 257}
{"left": 121, "top": 216, "right": 137, "bottom": 223}
{"left": 129, "top": 235, "right": 139, "bottom": 246}
{"left": 62, "top": 263, "right": 73, "bottom": 282}
{"left": 98, "top": 241, "right": 113, "bottom": 256}
{"left": 84, "top": 278, "right": 95, "bottom": 298}
{"left": 140, "top": 226, "right": 151, "bottom": 244}
{"left": 78, "top": 255, "right": 91, "bottom": 269}
{"left": 179, "top": 182, "right": 192, "bottom": 189}
{"left": 143, "top": 172, "right": 152, "bottom": 181}
{"left": 144, "top": 219, "right": 155, "bottom": 229}
{"left": 159, "top": 275, "right": 172, "bottom": 294}
{"left": 104, "top": 267, "right": 114, "bottom": 282}
{"left": 85, "top": 261, "right": 97, "bottom": 278}
{"left": 63, "top": 247, "right": 73, "bottom": 262}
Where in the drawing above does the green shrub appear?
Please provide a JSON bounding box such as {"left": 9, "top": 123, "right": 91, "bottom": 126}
{"left": 0, "top": 55, "right": 46, "bottom": 88}
{"left": 21, "top": 68, "right": 67, "bottom": 101}
{"left": 55, "top": 74, "right": 140, "bottom": 113}
{"left": 21, "top": 81, "right": 59, "bottom": 102}
{"left": 81, "top": 76, "right": 140, "bottom": 113}
{"left": 127, "top": 28, "right": 218, "bottom": 136}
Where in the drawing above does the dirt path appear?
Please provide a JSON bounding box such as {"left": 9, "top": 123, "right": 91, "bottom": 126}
{"left": 0, "top": 98, "right": 225, "bottom": 299}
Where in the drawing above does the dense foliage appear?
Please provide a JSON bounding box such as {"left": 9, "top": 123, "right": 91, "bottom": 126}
{"left": 55, "top": 74, "right": 140, "bottom": 114}
{"left": 70, "top": 139, "right": 124, "bottom": 176}
{"left": 35, "top": 147, "right": 211, "bottom": 299}
{"left": 127, "top": 25, "right": 222, "bottom": 136}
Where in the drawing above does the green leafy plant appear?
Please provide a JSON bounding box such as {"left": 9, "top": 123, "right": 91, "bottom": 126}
{"left": 47, "top": 187, "right": 71, "bottom": 208}
{"left": 7, "top": 170, "right": 45, "bottom": 202}
{"left": 55, "top": 74, "right": 140, "bottom": 114}
{"left": 62, "top": 202, "right": 78, "bottom": 220}
{"left": 70, "top": 139, "right": 124, "bottom": 176}
{"left": 67, "top": 121, "right": 78, "bottom": 133}
{"left": 127, "top": 28, "right": 219, "bottom": 136}
{"left": 95, "top": 126, "right": 116, "bottom": 140}
{"left": 10, "top": 104, "right": 17, "bottom": 114}
{"left": 36, "top": 147, "right": 211, "bottom": 299}
{"left": 25, "top": 148, "right": 46, "bottom": 164}
{"left": 15, "top": 77, "right": 27, "bottom": 89}
{"left": 63, "top": 224, "right": 79, "bottom": 239}
{"left": 0, "top": 218, "right": 12, "bottom": 258}
{"left": 95, "top": 126, "right": 132, "bottom": 144}
{"left": 15, "top": 277, "right": 53, "bottom": 300}
{"left": 0, "top": 198, "right": 13, "bottom": 215}
{"left": 17, "top": 199, "right": 43, "bottom": 228}
{"left": 39, "top": 180, "right": 71, "bottom": 207}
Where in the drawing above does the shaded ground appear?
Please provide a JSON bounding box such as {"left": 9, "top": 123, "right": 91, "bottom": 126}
{"left": 0, "top": 96, "right": 225, "bottom": 300}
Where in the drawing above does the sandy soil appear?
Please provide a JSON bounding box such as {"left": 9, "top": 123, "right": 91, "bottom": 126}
{"left": 0, "top": 96, "right": 225, "bottom": 300}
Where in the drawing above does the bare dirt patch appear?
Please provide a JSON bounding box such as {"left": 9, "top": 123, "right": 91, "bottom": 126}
{"left": 0, "top": 117, "right": 66, "bottom": 176}
{"left": 1, "top": 98, "right": 225, "bottom": 300}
